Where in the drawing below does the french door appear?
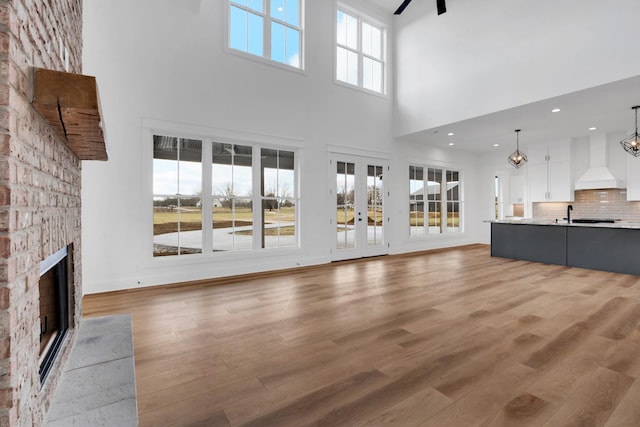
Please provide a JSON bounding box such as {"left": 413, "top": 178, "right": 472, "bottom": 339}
{"left": 330, "top": 153, "right": 389, "bottom": 261}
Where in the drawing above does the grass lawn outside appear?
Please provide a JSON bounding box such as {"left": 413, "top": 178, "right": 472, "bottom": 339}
{"left": 153, "top": 207, "right": 459, "bottom": 236}
{"left": 153, "top": 206, "right": 296, "bottom": 235}
{"left": 410, "top": 213, "right": 460, "bottom": 227}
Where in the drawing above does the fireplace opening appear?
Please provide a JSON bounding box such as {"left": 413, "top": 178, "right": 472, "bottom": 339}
{"left": 39, "top": 246, "right": 73, "bottom": 384}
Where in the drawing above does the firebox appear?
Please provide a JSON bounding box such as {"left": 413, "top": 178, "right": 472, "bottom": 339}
{"left": 39, "top": 246, "right": 73, "bottom": 384}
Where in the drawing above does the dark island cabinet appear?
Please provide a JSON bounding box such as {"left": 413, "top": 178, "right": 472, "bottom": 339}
{"left": 567, "top": 227, "right": 640, "bottom": 275}
{"left": 491, "top": 223, "right": 567, "bottom": 266}
{"left": 491, "top": 222, "right": 640, "bottom": 276}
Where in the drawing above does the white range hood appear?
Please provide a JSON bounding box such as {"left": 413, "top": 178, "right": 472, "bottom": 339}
{"left": 574, "top": 134, "right": 624, "bottom": 190}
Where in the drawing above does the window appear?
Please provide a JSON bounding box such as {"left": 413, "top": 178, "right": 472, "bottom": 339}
{"left": 446, "top": 170, "right": 461, "bottom": 232}
{"left": 153, "top": 134, "right": 298, "bottom": 257}
{"left": 336, "top": 6, "right": 384, "bottom": 93}
{"left": 229, "top": 0, "right": 302, "bottom": 68}
{"left": 409, "top": 166, "right": 462, "bottom": 237}
{"left": 261, "top": 149, "right": 296, "bottom": 249}
{"left": 212, "top": 143, "right": 253, "bottom": 252}
{"left": 153, "top": 136, "right": 203, "bottom": 256}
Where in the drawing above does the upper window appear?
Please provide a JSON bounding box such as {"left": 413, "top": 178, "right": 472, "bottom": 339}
{"left": 229, "top": 0, "right": 302, "bottom": 68}
{"left": 336, "top": 6, "right": 385, "bottom": 94}
{"left": 409, "top": 166, "right": 462, "bottom": 237}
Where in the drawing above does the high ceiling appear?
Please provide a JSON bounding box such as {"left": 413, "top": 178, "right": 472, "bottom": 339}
{"left": 369, "top": 0, "right": 410, "bottom": 13}
{"left": 398, "top": 75, "right": 640, "bottom": 153}
{"left": 368, "top": 1, "right": 640, "bottom": 153}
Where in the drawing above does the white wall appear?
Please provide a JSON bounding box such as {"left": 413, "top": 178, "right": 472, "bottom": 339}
{"left": 82, "top": 0, "right": 485, "bottom": 294}
{"left": 394, "top": 0, "right": 640, "bottom": 136}
{"left": 478, "top": 148, "right": 519, "bottom": 243}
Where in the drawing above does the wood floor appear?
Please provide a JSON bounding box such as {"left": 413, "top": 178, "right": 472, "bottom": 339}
{"left": 83, "top": 244, "right": 640, "bottom": 426}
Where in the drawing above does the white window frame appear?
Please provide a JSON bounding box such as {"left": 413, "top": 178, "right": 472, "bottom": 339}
{"left": 227, "top": 0, "right": 305, "bottom": 71}
{"left": 409, "top": 164, "right": 464, "bottom": 237}
{"left": 335, "top": 3, "right": 386, "bottom": 95}
{"left": 145, "top": 120, "right": 302, "bottom": 263}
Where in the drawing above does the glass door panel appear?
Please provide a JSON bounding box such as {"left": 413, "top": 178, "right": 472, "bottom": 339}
{"left": 336, "top": 161, "right": 356, "bottom": 250}
{"left": 367, "top": 164, "right": 384, "bottom": 247}
{"left": 331, "top": 154, "right": 388, "bottom": 260}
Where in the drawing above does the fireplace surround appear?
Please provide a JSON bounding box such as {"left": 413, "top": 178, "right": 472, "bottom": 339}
{"left": 38, "top": 246, "right": 73, "bottom": 384}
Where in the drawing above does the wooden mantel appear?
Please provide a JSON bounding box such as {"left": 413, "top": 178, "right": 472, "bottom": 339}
{"left": 31, "top": 67, "right": 108, "bottom": 161}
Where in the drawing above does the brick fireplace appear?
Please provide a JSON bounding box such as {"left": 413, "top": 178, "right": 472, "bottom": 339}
{"left": 0, "top": 1, "right": 86, "bottom": 425}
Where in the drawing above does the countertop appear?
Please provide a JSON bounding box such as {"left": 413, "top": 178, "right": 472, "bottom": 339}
{"left": 488, "top": 219, "right": 640, "bottom": 229}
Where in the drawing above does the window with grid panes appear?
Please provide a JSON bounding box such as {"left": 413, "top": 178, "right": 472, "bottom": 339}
{"left": 153, "top": 135, "right": 298, "bottom": 257}
{"left": 229, "top": 0, "right": 302, "bottom": 68}
{"left": 336, "top": 5, "right": 385, "bottom": 93}
{"left": 409, "top": 166, "right": 462, "bottom": 236}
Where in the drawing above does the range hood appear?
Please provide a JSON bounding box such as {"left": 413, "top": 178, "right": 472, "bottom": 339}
{"left": 574, "top": 134, "right": 624, "bottom": 190}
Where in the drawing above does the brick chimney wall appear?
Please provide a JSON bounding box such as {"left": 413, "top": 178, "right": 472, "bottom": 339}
{"left": 0, "top": 1, "right": 83, "bottom": 426}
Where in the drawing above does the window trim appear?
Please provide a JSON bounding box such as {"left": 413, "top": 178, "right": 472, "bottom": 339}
{"left": 144, "top": 120, "right": 303, "bottom": 265}
{"left": 225, "top": 0, "right": 306, "bottom": 72}
{"left": 335, "top": 2, "right": 387, "bottom": 96}
{"left": 409, "top": 163, "right": 464, "bottom": 238}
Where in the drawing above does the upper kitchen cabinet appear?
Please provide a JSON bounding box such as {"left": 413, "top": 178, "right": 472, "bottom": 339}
{"left": 627, "top": 157, "right": 640, "bottom": 200}
{"left": 528, "top": 140, "right": 573, "bottom": 202}
{"left": 509, "top": 174, "right": 526, "bottom": 204}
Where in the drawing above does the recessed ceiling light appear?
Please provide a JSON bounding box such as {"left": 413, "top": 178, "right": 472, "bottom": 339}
{"left": 448, "top": 142, "right": 455, "bottom": 146}
{"left": 551, "top": 108, "right": 561, "bottom": 113}
{"left": 589, "top": 127, "right": 597, "bottom": 131}
{"left": 493, "top": 144, "right": 500, "bottom": 147}
{"left": 448, "top": 132, "right": 454, "bottom": 136}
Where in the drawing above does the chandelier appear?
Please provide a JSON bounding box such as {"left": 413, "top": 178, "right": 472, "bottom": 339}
{"left": 508, "top": 129, "right": 527, "bottom": 169}
{"left": 620, "top": 106, "right": 640, "bottom": 157}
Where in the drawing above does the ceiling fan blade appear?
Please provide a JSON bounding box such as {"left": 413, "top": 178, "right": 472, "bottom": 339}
{"left": 437, "top": 0, "right": 447, "bottom": 15}
{"left": 394, "top": 0, "right": 412, "bottom": 15}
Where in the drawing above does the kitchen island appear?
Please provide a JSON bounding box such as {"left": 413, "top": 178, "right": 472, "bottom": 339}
{"left": 491, "top": 220, "right": 640, "bottom": 275}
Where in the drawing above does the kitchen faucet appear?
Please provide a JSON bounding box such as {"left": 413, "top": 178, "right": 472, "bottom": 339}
{"left": 566, "top": 204, "right": 573, "bottom": 223}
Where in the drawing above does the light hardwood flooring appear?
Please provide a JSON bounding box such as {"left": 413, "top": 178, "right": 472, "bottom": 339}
{"left": 83, "top": 244, "right": 640, "bottom": 426}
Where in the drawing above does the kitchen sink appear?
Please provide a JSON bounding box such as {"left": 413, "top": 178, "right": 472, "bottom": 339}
{"left": 571, "top": 218, "right": 616, "bottom": 223}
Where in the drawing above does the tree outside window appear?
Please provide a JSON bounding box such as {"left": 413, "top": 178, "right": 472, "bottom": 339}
{"left": 153, "top": 134, "right": 298, "bottom": 257}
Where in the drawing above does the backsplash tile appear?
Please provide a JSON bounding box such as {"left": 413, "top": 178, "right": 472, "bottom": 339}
{"left": 533, "top": 189, "right": 640, "bottom": 222}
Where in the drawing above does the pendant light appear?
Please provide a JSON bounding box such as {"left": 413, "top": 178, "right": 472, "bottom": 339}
{"left": 508, "top": 129, "right": 527, "bottom": 169}
{"left": 620, "top": 106, "right": 640, "bottom": 157}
